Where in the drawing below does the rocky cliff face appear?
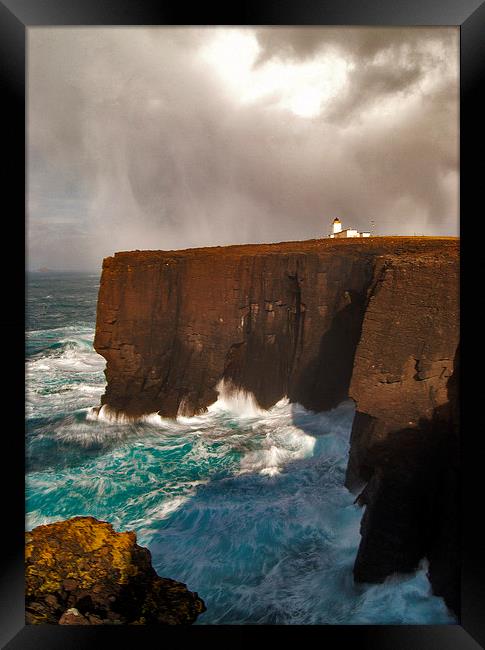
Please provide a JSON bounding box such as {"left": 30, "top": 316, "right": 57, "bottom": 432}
{"left": 94, "top": 237, "right": 459, "bottom": 614}
{"left": 345, "top": 250, "right": 460, "bottom": 489}
{"left": 25, "top": 517, "right": 206, "bottom": 625}
{"left": 94, "top": 239, "right": 380, "bottom": 418}
{"left": 343, "top": 249, "right": 460, "bottom": 613}
{"left": 95, "top": 238, "right": 457, "bottom": 419}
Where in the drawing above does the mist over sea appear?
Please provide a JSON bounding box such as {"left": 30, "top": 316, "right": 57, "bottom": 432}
{"left": 25, "top": 272, "right": 455, "bottom": 624}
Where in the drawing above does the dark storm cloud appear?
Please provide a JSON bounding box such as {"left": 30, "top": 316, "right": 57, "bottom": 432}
{"left": 255, "top": 26, "right": 456, "bottom": 65}
{"left": 255, "top": 27, "right": 457, "bottom": 123}
{"left": 28, "top": 27, "right": 458, "bottom": 271}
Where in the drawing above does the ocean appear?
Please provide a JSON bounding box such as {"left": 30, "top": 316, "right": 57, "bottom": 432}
{"left": 25, "top": 271, "right": 455, "bottom": 625}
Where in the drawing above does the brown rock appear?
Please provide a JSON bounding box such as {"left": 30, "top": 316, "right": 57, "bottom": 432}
{"left": 59, "top": 608, "right": 90, "bottom": 625}
{"left": 343, "top": 252, "right": 459, "bottom": 615}
{"left": 25, "top": 517, "right": 206, "bottom": 625}
{"left": 94, "top": 237, "right": 458, "bottom": 419}
{"left": 345, "top": 252, "right": 459, "bottom": 489}
{"left": 44, "top": 594, "right": 59, "bottom": 607}
{"left": 62, "top": 578, "right": 78, "bottom": 592}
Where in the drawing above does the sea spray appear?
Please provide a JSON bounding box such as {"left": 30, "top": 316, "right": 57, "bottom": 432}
{"left": 208, "top": 379, "right": 269, "bottom": 418}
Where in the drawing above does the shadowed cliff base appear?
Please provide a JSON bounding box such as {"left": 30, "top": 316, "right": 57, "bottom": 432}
{"left": 349, "top": 347, "right": 460, "bottom": 615}
{"left": 289, "top": 289, "right": 368, "bottom": 411}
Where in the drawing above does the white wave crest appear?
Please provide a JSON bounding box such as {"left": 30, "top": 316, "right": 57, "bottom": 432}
{"left": 86, "top": 404, "right": 135, "bottom": 424}
{"left": 239, "top": 423, "right": 316, "bottom": 477}
{"left": 86, "top": 381, "right": 341, "bottom": 477}
{"left": 208, "top": 379, "right": 269, "bottom": 418}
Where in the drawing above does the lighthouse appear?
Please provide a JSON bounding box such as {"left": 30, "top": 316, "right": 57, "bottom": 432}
{"left": 328, "top": 217, "right": 371, "bottom": 238}
{"left": 332, "top": 217, "right": 342, "bottom": 235}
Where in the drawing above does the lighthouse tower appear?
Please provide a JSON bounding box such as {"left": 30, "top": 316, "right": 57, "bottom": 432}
{"left": 327, "top": 216, "right": 371, "bottom": 239}
{"left": 332, "top": 217, "right": 342, "bottom": 235}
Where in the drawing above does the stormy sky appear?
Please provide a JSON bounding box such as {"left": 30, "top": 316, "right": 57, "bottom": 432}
{"left": 28, "top": 27, "right": 459, "bottom": 271}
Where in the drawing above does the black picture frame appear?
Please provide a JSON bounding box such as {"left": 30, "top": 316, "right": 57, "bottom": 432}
{"left": 3, "top": 0, "right": 483, "bottom": 647}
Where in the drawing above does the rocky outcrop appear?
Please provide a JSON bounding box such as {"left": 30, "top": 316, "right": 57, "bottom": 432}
{"left": 94, "top": 238, "right": 458, "bottom": 419}
{"left": 93, "top": 236, "right": 459, "bottom": 614}
{"left": 94, "top": 239, "right": 377, "bottom": 418}
{"left": 25, "top": 517, "right": 205, "bottom": 625}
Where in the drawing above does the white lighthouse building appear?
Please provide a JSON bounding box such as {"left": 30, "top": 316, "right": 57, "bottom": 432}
{"left": 328, "top": 217, "right": 370, "bottom": 239}
{"left": 332, "top": 217, "right": 342, "bottom": 235}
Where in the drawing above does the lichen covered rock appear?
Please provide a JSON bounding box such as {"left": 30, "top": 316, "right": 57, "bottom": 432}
{"left": 25, "top": 516, "right": 206, "bottom": 625}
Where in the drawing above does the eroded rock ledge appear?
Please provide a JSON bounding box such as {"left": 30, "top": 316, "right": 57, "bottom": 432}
{"left": 25, "top": 517, "right": 205, "bottom": 625}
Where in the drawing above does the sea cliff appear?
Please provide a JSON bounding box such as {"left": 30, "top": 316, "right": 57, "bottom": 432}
{"left": 93, "top": 237, "right": 459, "bottom": 613}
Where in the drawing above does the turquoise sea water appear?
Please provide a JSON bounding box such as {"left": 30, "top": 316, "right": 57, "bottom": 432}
{"left": 26, "top": 272, "right": 455, "bottom": 624}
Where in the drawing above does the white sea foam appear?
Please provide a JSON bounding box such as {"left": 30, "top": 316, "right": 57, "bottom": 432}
{"left": 86, "top": 406, "right": 188, "bottom": 433}
{"left": 86, "top": 404, "right": 134, "bottom": 425}
{"left": 26, "top": 511, "right": 65, "bottom": 530}
{"left": 239, "top": 430, "right": 316, "bottom": 476}
{"left": 27, "top": 337, "right": 105, "bottom": 380}
{"left": 350, "top": 560, "right": 454, "bottom": 625}
{"left": 77, "top": 385, "right": 104, "bottom": 394}
{"left": 27, "top": 324, "right": 94, "bottom": 335}
{"left": 208, "top": 379, "right": 269, "bottom": 418}
{"left": 91, "top": 378, "right": 284, "bottom": 429}
{"left": 141, "top": 412, "right": 169, "bottom": 427}
{"left": 143, "top": 495, "right": 191, "bottom": 521}
{"left": 26, "top": 328, "right": 107, "bottom": 421}
{"left": 26, "top": 387, "right": 454, "bottom": 624}
{"left": 123, "top": 381, "right": 342, "bottom": 477}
